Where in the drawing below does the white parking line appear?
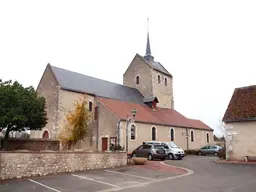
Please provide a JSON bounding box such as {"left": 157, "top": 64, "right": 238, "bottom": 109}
{"left": 28, "top": 179, "right": 62, "bottom": 192}
{"left": 71, "top": 174, "right": 120, "bottom": 188}
{"left": 97, "top": 162, "right": 194, "bottom": 192}
{"left": 105, "top": 170, "right": 155, "bottom": 181}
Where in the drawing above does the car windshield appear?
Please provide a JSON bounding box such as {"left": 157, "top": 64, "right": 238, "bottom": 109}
{"left": 167, "top": 142, "right": 179, "bottom": 148}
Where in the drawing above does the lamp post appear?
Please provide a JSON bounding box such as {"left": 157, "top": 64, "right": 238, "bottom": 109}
{"left": 126, "top": 109, "right": 137, "bottom": 152}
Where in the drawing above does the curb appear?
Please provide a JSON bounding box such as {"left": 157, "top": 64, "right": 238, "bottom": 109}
{"left": 160, "top": 161, "right": 194, "bottom": 176}
{"left": 215, "top": 159, "right": 256, "bottom": 165}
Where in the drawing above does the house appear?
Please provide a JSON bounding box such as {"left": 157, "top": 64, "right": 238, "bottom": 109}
{"left": 222, "top": 85, "right": 256, "bottom": 160}
{"left": 31, "top": 32, "right": 214, "bottom": 153}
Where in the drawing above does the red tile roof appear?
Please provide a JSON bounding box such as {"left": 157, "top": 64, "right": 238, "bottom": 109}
{"left": 223, "top": 85, "right": 256, "bottom": 122}
{"left": 97, "top": 97, "right": 213, "bottom": 131}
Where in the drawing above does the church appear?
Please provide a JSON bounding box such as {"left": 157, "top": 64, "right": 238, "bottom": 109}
{"left": 31, "top": 32, "right": 214, "bottom": 153}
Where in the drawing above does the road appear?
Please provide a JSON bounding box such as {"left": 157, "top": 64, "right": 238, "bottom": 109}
{"left": 1, "top": 155, "right": 256, "bottom": 192}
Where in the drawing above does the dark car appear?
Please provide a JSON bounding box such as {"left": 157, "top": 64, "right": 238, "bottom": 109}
{"left": 197, "top": 144, "right": 223, "bottom": 156}
{"left": 131, "top": 144, "right": 166, "bottom": 161}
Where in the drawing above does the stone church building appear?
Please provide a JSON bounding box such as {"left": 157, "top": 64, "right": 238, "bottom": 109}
{"left": 31, "top": 33, "right": 214, "bottom": 153}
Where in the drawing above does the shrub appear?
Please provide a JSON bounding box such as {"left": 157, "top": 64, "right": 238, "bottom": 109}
{"left": 217, "top": 148, "right": 226, "bottom": 159}
{"left": 109, "top": 144, "right": 125, "bottom": 151}
{"left": 184, "top": 149, "right": 198, "bottom": 155}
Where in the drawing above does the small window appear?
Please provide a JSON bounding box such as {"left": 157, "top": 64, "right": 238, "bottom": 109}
{"left": 94, "top": 106, "right": 98, "bottom": 120}
{"left": 165, "top": 78, "right": 167, "bottom": 86}
{"left": 170, "top": 128, "right": 175, "bottom": 141}
{"left": 42, "top": 130, "right": 49, "bottom": 139}
{"left": 206, "top": 133, "right": 209, "bottom": 143}
{"left": 152, "top": 127, "right": 156, "bottom": 140}
{"left": 136, "top": 76, "right": 140, "bottom": 85}
{"left": 89, "top": 102, "right": 92, "bottom": 111}
{"left": 191, "top": 130, "right": 194, "bottom": 142}
{"left": 158, "top": 75, "right": 161, "bottom": 84}
{"left": 131, "top": 125, "right": 136, "bottom": 140}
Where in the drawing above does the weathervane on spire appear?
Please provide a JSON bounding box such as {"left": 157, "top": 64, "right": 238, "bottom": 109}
{"left": 147, "top": 17, "right": 149, "bottom": 35}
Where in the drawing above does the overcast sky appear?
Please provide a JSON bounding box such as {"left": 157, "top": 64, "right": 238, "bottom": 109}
{"left": 1, "top": 0, "right": 256, "bottom": 137}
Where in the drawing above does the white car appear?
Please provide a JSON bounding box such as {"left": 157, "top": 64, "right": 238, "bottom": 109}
{"left": 143, "top": 141, "right": 185, "bottom": 160}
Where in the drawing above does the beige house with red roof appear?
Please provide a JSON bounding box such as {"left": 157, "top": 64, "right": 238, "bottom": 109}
{"left": 32, "top": 32, "right": 213, "bottom": 153}
{"left": 223, "top": 85, "right": 256, "bottom": 161}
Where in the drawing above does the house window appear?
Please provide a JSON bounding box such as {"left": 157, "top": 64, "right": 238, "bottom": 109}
{"left": 94, "top": 106, "right": 98, "bottom": 120}
{"left": 170, "top": 128, "right": 175, "bottom": 141}
{"left": 191, "top": 130, "right": 194, "bottom": 142}
{"left": 136, "top": 76, "right": 140, "bottom": 85}
{"left": 206, "top": 133, "right": 209, "bottom": 143}
{"left": 165, "top": 78, "right": 167, "bottom": 86}
{"left": 89, "top": 102, "right": 92, "bottom": 111}
{"left": 131, "top": 125, "right": 136, "bottom": 140}
{"left": 152, "top": 127, "right": 156, "bottom": 140}
{"left": 158, "top": 75, "right": 161, "bottom": 84}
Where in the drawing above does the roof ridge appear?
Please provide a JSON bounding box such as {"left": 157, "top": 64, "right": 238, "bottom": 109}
{"left": 50, "top": 64, "right": 140, "bottom": 91}
{"left": 235, "top": 84, "right": 256, "bottom": 90}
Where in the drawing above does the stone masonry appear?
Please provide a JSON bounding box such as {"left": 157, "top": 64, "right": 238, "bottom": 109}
{"left": 0, "top": 151, "right": 127, "bottom": 180}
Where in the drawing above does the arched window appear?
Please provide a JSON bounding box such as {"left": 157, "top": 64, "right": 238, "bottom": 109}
{"left": 165, "top": 77, "right": 167, "bottom": 86}
{"left": 89, "top": 102, "right": 92, "bottom": 111}
{"left": 158, "top": 75, "right": 161, "bottom": 84}
{"left": 206, "top": 133, "right": 209, "bottom": 143}
{"left": 152, "top": 127, "right": 156, "bottom": 141}
{"left": 42, "top": 130, "right": 49, "bottom": 139}
{"left": 136, "top": 76, "right": 140, "bottom": 85}
{"left": 131, "top": 125, "right": 136, "bottom": 140}
{"left": 191, "top": 130, "right": 194, "bottom": 142}
{"left": 170, "top": 128, "right": 175, "bottom": 141}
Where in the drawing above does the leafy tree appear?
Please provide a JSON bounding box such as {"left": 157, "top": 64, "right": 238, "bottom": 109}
{"left": 0, "top": 79, "right": 47, "bottom": 147}
{"left": 58, "top": 96, "right": 91, "bottom": 149}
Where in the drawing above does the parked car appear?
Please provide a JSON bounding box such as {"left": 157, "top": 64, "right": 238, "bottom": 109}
{"left": 143, "top": 141, "right": 185, "bottom": 160}
{"left": 197, "top": 144, "right": 223, "bottom": 156}
{"left": 131, "top": 143, "right": 167, "bottom": 161}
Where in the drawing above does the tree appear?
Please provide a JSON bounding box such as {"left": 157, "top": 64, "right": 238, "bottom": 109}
{"left": 0, "top": 79, "right": 47, "bottom": 148}
{"left": 58, "top": 96, "right": 91, "bottom": 149}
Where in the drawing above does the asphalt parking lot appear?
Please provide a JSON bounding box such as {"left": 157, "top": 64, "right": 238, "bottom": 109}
{"left": 2, "top": 156, "right": 256, "bottom": 192}
{"left": 0, "top": 160, "right": 190, "bottom": 192}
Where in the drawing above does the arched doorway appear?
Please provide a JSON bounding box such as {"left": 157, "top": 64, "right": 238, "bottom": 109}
{"left": 42, "top": 130, "right": 49, "bottom": 139}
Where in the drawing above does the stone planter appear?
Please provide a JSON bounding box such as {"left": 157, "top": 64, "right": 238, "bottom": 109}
{"left": 132, "top": 157, "right": 148, "bottom": 165}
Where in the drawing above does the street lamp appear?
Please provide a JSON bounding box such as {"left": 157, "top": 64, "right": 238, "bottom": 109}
{"left": 126, "top": 109, "right": 137, "bottom": 152}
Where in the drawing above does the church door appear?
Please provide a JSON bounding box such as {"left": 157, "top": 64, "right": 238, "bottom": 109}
{"left": 102, "top": 137, "right": 108, "bottom": 151}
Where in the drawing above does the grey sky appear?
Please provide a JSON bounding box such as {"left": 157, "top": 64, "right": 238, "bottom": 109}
{"left": 1, "top": 0, "right": 256, "bottom": 137}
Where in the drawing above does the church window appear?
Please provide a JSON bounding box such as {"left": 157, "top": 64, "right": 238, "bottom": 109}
{"left": 170, "top": 128, "right": 175, "bottom": 141}
{"left": 191, "top": 130, "right": 194, "bottom": 142}
{"left": 158, "top": 75, "right": 161, "bottom": 84}
{"left": 165, "top": 77, "right": 167, "bottom": 86}
{"left": 136, "top": 76, "right": 140, "bottom": 85}
{"left": 206, "top": 133, "right": 209, "bottom": 143}
{"left": 89, "top": 102, "right": 92, "bottom": 112}
{"left": 152, "top": 127, "right": 156, "bottom": 140}
{"left": 131, "top": 125, "right": 136, "bottom": 140}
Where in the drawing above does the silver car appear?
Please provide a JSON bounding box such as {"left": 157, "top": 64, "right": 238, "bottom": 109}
{"left": 197, "top": 144, "right": 223, "bottom": 156}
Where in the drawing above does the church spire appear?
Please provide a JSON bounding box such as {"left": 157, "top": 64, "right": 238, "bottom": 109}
{"left": 144, "top": 17, "right": 154, "bottom": 61}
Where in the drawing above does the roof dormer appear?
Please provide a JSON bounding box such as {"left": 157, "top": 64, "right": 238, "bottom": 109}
{"left": 143, "top": 96, "right": 159, "bottom": 110}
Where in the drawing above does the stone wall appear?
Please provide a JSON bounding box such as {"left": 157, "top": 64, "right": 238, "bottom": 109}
{"left": 0, "top": 151, "right": 127, "bottom": 180}
{"left": 0, "top": 138, "right": 60, "bottom": 151}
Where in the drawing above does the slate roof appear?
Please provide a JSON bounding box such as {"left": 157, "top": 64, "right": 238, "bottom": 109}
{"left": 223, "top": 85, "right": 256, "bottom": 123}
{"left": 138, "top": 54, "right": 172, "bottom": 77}
{"left": 98, "top": 97, "right": 213, "bottom": 131}
{"left": 49, "top": 64, "right": 145, "bottom": 104}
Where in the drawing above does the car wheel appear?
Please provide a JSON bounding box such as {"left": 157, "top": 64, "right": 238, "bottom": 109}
{"left": 148, "top": 153, "right": 153, "bottom": 161}
{"left": 198, "top": 151, "right": 202, "bottom": 156}
{"left": 168, "top": 153, "right": 174, "bottom": 160}
{"left": 214, "top": 152, "right": 218, "bottom": 156}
